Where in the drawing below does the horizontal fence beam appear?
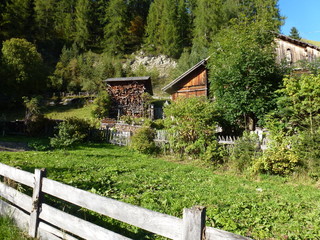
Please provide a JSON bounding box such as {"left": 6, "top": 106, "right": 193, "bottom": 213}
{"left": 0, "top": 163, "right": 251, "bottom": 240}
{"left": 40, "top": 203, "right": 131, "bottom": 240}
{"left": 42, "top": 177, "right": 182, "bottom": 240}
{"left": 0, "top": 163, "right": 34, "bottom": 187}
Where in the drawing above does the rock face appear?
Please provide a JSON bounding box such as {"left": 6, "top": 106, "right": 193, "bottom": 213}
{"left": 127, "top": 51, "right": 177, "bottom": 78}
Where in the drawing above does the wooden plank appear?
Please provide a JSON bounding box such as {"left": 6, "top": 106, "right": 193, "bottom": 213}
{"left": 0, "top": 198, "right": 30, "bottom": 232}
{"left": 38, "top": 229, "right": 62, "bottom": 240}
{"left": 39, "top": 203, "right": 132, "bottom": 240}
{"left": 39, "top": 222, "right": 78, "bottom": 240}
{"left": 42, "top": 178, "right": 182, "bottom": 240}
{"left": 182, "top": 206, "right": 206, "bottom": 240}
{"left": 205, "top": 226, "right": 252, "bottom": 240}
{"left": 0, "top": 162, "right": 34, "bottom": 187}
{"left": 0, "top": 181, "right": 32, "bottom": 212}
{"left": 29, "top": 168, "right": 46, "bottom": 237}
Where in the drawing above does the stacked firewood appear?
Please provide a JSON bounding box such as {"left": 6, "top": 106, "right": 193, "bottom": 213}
{"left": 107, "top": 82, "right": 147, "bottom": 118}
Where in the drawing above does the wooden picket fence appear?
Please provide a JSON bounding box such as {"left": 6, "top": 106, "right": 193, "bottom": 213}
{"left": 0, "top": 163, "right": 251, "bottom": 240}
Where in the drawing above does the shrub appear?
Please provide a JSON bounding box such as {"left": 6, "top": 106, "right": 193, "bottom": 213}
{"left": 130, "top": 126, "right": 158, "bottom": 154}
{"left": 228, "top": 132, "right": 261, "bottom": 173}
{"left": 253, "top": 139, "right": 300, "bottom": 176}
{"left": 91, "top": 92, "right": 111, "bottom": 119}
{"left": 50, "top": 117, "right": 91, "bottom": 148}
{"left": 163, "top": 97, "right": 220, "bottom": 160}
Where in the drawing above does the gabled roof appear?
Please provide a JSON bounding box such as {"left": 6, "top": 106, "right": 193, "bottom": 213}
{"left": 162, "top": 57, "right": 209, "bottom": 94}
{"left": 276, "top": 33, "right": 320, "bottom": 51}
{"left": 103, "top": 76, "right": 153, "bottom": 95}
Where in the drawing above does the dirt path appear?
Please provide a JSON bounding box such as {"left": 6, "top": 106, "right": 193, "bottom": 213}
{"left": 0, "top": 141, "right": 30, "bottom": 152}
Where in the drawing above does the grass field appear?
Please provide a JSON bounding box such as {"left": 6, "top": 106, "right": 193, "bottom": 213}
{"left": 0, "top": 138, "right": 320, "bottom": 239}
{"left": 0, "top": 216, "right": 34, "bottom": 240}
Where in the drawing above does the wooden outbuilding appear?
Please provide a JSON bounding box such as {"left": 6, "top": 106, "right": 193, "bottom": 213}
{"left": 275, "top": 34, "right": 320, "bottom": 65}
{"left": 162, "top": 58, "right": 209, "bottom": 100}
{"left": 103, "top": 76, "right": 153, "bottom": 118}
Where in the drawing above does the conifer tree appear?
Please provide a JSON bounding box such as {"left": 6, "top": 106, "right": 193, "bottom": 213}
{"left": 34, "top": 0, "right": 56, "bottom": 41}
{"left": 54, "top": 0, "right": 77, "bottom": 43}
{"left": 289, "top": 27, "right": 301, "bottom": 40}
{"left": 75, "top": 0, "right": 91, "bottom": 50}
{"left": 1, "top": 0, "right": 34, "bottom": 40}
{"left": 104, "top": 0, "right": 128, "bottom": 55}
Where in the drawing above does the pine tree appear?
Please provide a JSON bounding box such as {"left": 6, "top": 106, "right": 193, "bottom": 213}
{"left": 191, "top": 0, "right": 226, "bottom": 60}
{"left": 289, "top": 27, "right": 301, "bottom": 40}
{"left": 104, "top": 0, "right": 128, "bottom": 55}
{"left": 1, "top": 0, "right": 34, "bottom": 40}
{"left": 54, "top": 0, "right": 77, "bottom": 43}
{"left": 74, "top": 0, "right": 91, "bottom": 50}
{"left": 144, "top": 0, "right": 164, "bottom": 53}
{"left": 34, "top": 0, "right": 56, "bottom": 41}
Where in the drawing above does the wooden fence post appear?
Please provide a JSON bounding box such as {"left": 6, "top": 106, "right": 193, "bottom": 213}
{"left": 29, "top": 168, "right": 46, "bottom": 238}
{"left": 182, "top": 206, "right": 206, "bottom": 240}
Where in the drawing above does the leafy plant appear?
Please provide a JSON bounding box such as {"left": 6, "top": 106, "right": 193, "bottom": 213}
{"left": 163, "top": 97, "right": 220, "bottom": 160}
{"left": 130, "top": 126, "right": 158, "bottom": 154}
{"left": 91, "top": 91, "right": 111, "bottom": 119}
{"left": 228, "top": 132, "right": 261, "bottom": 173}
{"left": 50, "top": 117, "right": 91, "bottom": 148}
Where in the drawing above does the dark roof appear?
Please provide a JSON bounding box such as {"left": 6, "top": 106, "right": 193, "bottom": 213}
{"left": 277, "top": 33, "right": 320, "bottom": 51}
{"left": 162, "top": 57, "right": 209, "bottom": 94}
{"left": 103, "top": 76, "right": 151, "bottom": 82}
{"left": 103, "top": 76, "right": 153, "bottom": 95}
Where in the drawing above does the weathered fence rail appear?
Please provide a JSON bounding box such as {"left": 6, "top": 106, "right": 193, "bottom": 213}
{"left": 0, "top": 162, "right": 251, "bottom": 240}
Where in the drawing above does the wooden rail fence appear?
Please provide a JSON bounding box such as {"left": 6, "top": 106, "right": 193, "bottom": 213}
{"left": 0, "top": 163, "right": 251, "bottom": 240}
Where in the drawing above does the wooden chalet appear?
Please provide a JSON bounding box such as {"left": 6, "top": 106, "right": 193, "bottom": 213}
{"left": 103, "top": 76, "right": 153, "bottom": 118}
{"left": 275, "top": 34, "right": 320, "bottom": 65}
{"left": 162, "top": 58, "right": 209, "bottom": 100}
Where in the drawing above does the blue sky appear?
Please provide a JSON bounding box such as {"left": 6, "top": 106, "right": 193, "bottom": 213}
{"left": 278, "top": 0, "right": 320, "bottom": 41}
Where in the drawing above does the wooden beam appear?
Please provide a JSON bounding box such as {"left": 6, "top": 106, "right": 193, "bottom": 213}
{"left": 29, "top": 168, "right": 46, "bottom": 237}
{"left": 182, "top": 206, "right": 206, "bottom": 240}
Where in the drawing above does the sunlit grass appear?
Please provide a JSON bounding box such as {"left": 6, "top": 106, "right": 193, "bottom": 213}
{"left": 0, "top": 139, "right": 320, "bottom": 239}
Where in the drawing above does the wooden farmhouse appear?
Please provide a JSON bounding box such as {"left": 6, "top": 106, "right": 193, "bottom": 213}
{"left": 276, "top": 34, "right": 320, "bottom": 65}
{"left": 163, "top": 35, "right": 320, "bottom": 100}
{"left": 103, "top": 76, "right": 153, "bottom": 118}
{"left": 162, "top": 58, "right": 209, "bottom": 100}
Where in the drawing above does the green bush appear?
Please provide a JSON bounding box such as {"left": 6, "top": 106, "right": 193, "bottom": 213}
{"left": 163, "top": 97, "right": 220, "bottom": 160}
{"left": 292, "top": 128, "right": 320, "bottom": 180}
{"left": 253, "top": 140, "right": 300, "bottom": 176}
{"left": 91, "top": 92, "right": 111, "bottom": 119}
{"left": 50, "top": 117, "right": 91, "bottom": 148}
{"left": 228, "top": 132, "right": 261, "bottom": 173}
{"left": 130, "top": 127, "right": 158, "bottom": 154}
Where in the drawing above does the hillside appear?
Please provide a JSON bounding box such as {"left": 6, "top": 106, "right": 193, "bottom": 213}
{"left": 302, "top": 38, "right": 320, "bottom": 47}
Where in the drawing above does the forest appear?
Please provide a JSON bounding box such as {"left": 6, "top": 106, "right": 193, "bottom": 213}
{"left": 0, "top": 0, "right": 282, "bottom": 103}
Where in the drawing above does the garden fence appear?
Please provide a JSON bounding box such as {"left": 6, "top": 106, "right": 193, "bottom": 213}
{"left": 0, "top": 163, "right": 251, "bottom": 240}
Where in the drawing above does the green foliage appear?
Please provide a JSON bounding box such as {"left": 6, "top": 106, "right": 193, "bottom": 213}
{"left": 50, "top": 117, "right": 91, "bottom": 148}
{"left": 74, "top": 0, "right": 91, "bottom": 50}
{"left": 1, "top": 141, "right": 320, "bottom": 239}
{"left": 144, "top": 0, "right": 190, "bottom": 58}
{"left": 104, "top": 0, "right": 128, "bottom": 55}
{"left": 91, "top": 92, "right": 111, "bottom": 119}
{"left": 254, "top": 139, "right": 300, "bottom": 176}
{"left": 2, "top": 38, "right": 45, "bottom": 98}
{"left": 229, "top": 132, "right": 261, "bottom": 173}
{"left": 209, "top": 0, "right": 283, "bottom": 129}
{"left": 0, "top": 216, "right": 34, "bottom": 240}
{"left": 289, "top": 27, "right": 301, "bottom": 40}
{"left": 163, "top": 97, "right": 220, "bottom": 160}
{"left": 130, "top": 126, "right": 158, "bottom": 154}
{"left": 275, "top": 74, "right": 320, "bottom": 133}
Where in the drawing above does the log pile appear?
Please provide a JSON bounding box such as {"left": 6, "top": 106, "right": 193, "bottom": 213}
{"left": 107, "top": 82, "right": 147, "bottom": 118}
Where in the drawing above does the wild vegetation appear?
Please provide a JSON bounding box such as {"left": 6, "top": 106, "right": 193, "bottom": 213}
{"left": 1, "top": 141, "right": 320, "bottom": 239}
{"left": 1, "top": 0, "right": 320, "bottom": 238}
